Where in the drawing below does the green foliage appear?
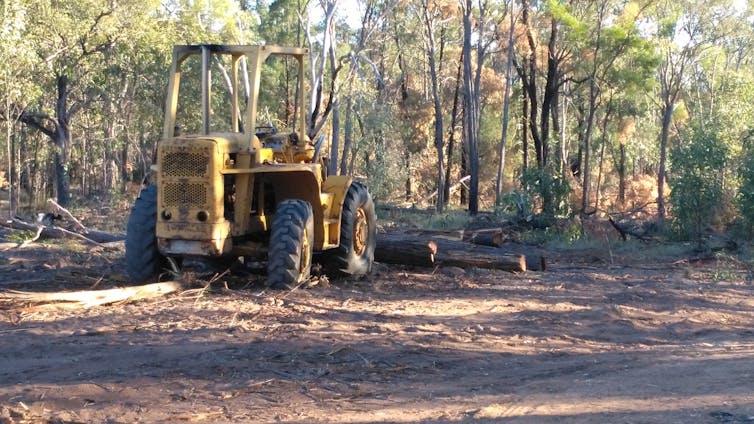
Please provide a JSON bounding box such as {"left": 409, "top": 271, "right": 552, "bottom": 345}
{"left": 4, "top": 230, "right": 36, "bottom": 244}
{"left": 0, "top": 0, "right": 753, "bottom": 223}
{"left": 545, "top": 0, "right": 587, "bottom": 37}
{"left": 669, "top": 122, "right": 728, "bottom": 241}
{"left": 736, "top": 130, "right": 754, "bottom": 231}
{"left": 519, "top": 166, "right": 571, "bottom": 218}
{"left": 425, "top": 211, "right": 472, "bottom": 229}
{"left": 496, "top": 191, "right": 531, "bottom": 219}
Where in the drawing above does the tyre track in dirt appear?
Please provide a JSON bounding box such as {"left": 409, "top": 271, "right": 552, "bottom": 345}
{"left": 1, "top": 240, "right": 754, "bottom": 423}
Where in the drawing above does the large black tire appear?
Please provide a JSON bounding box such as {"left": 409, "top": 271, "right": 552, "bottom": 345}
{"left": 267, "top": 200, "right": 314, "bottom": 290}
{"left": 125, "top": 185, "right": 165, "bottom": 282}
{"left": 324, "top": 181, "right": 376, "bottom": 276}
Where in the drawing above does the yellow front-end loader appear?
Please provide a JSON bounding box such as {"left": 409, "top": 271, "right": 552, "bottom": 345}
{"left": 125, "top": 45, "right": 376, "bottom": 289}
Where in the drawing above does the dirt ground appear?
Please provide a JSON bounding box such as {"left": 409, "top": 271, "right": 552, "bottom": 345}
{"left": 1, "top": 223, "right": 754, "bottom": 423}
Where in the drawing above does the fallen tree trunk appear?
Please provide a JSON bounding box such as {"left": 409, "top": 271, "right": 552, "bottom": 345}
{"left": 0, "top": 219, "right": 124, "bottom": 246}
{"left": 375, "top": 233, "right": 528, "bottom": 272}
{"left": 434, "top": 242, "right": 526, "bottom": 272}
{"left": 0, "top": 281, "right": 183, "bottom": 309}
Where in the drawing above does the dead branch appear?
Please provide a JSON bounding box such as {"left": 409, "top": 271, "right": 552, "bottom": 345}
{"left": 19, "top": 226, "right": 44, "bottom": 248}
{"left": 607, "top": 216, "right": 651, "bottom": 242}
{"left": 0, "top": 281, "right": 184, "bottom": 309}
{"left": 1, "top": 218, "right": 123, "bottom": 248}
{"left": 420, "top": 175, "right": 471, "bottom": 203}
{"left": 47, "top": 198, "right": 88, "bottom": 233}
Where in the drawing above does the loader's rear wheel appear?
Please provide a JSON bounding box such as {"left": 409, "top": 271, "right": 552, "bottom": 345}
{"left": 267, "top": 200, "right": 314, "bottom": 290}
{"left": 125, "top": 185, "right": 167, "bottom": 283}
{"left": 324, "top": 182, "right": 376, "bottom": 276}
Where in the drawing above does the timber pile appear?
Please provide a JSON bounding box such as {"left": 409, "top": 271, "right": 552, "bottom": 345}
{"left": 375, "top": 231, "right": 546, "bottom": 272}
{"left": 403, "top": 227, "right": 507, "bottom": 248}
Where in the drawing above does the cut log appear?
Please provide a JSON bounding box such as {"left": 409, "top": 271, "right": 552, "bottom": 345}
{"left": 462, "top": 228, "right": 505, "bottom": 247}
{"left": 435, "top": 244, "right": 525, "bottom": 272}
{"left": 497, "top": 242, "right": 547, "bottom": 271}
{"left": 375, "top": 233, "right": 527, "bottom": 272}
{"left": 428, "top": 237, "right": 526, "bottom": 272}
{"left": 405, "top": 227, "right": 505, "bottom": 247}
{"left": 374, "top": 234, "right": 437, "bottom": 267}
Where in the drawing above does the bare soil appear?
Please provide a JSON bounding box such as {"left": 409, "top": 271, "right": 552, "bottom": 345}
{"left": 1, "top": 225, "right": 754, "bottom": 423}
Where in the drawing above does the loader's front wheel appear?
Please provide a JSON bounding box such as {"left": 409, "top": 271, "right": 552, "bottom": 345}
{"left": 267, "top": 200, "right": 314, "bottom": 290}
{"left": 324, "top": 182, "right": 376, "bottom": 276}
{"left": 125, "top": 185, "right": 166, "bottom": 282}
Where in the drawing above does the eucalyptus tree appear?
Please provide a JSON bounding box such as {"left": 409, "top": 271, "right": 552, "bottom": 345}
{"left": 416, "top": 0, "right": 457, "bottom": 211}
{"left": 339, "top": 0, "right": 394, "bottom": 176}
{"left": 513, "top": 0, "right": 572, "bottom": 171}
{"left": 17, "top": 0, "right": 140, "bottom": 205}
{"left": 460, "top": 0, "right": 502, "bottom": 214}
{"left": 495, "top": 0, "right": 515, "bottom": 206}
{"left": 650, "top": 0, "right": 737, "bottom": 219}
{"left": 0, "top": 0, "right": 37, "bottom": 212}
{"left": 512, "top": 0, "right": 575, "bottom": 215}
{"left": 570, "top": 0, "right": 656, "bottom": 213}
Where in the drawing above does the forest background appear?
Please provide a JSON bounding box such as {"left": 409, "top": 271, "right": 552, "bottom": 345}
{"left": 2, "top": 0, "right": 754, "bottom": 242}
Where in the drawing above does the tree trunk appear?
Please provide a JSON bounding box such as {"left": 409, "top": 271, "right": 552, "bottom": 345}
{"left": 462, "top": 0, "right": 479, "bottom": 215}
{"left": 4, "top": 96, "right": 15, "bottom": 216}
{"left": 422, "top": 2, "right": 445, "bottom": 212}
{"left": 496, "top": 8, "right": 515, "bottom": 206}
{"left": 327, "top": 27, "right": 340, "bottom": 176}
{"left": 444, "top": 56, "right": 462, "bottom": 206}
{"left": 559, "top": 84, "right": 569, "bottom": 179}
{"left": 522, "top": 89, "right": 529, "bottom": 170}
{"left": 340, "top": 90, "right": 353, "bottom": 175}
{"left": 618, "top": 142, "right": 626, "bottom": 205}
{"left": 580, "top": 97, "right": 595, "bottom": 213}
{"left": 595, "top": 102, "right": 611, "bottom": 210}
{"left": 404, "top": 150, "right": 412, "bottom": 201}
{"left": 538, "top": 17, "right": 560, "bottom": 168}
{"left": 54, "top": 75, "right": 71, "bottom": 206}
{"left": 657, "top": 101, "right": 672, "bottom": 219}
{"left": 460, "top": 105, "right": 468, "bottom": 206}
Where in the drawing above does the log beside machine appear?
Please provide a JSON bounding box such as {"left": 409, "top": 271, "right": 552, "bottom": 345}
{"left": 404, "top": 227, "right": 506, "bottom": 248}
{"left": 375, "top": 233, "right": 535, "bottom": 272}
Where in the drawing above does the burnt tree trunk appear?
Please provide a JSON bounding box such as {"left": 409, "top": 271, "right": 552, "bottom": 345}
{"left": 444, "top": 55, "right": 463, "bottom": 206}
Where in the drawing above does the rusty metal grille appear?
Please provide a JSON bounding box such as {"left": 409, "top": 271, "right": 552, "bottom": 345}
{"left": 162, "top": 150, "right": 209, "bottom": 177}
{"left": 163, "top": 183, "right": 207, "bottom": 207}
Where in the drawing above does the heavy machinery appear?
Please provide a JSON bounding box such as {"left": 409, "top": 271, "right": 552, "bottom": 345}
{"left": 125, "top": 45, "right": 376, "bottom": 289}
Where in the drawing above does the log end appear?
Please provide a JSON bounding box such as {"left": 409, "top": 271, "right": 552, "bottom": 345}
{"left": 525, "top": 255, "right": 546, "bottom": 272}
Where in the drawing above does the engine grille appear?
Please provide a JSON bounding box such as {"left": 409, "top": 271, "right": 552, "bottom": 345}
{"left": 163, "top": 183, "right": 207, "bottom": 207}
{"left": 162, "top": 150, "right": 210, "bottom": 177}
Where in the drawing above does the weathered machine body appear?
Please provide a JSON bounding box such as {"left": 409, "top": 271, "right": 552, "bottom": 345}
{"left": 126, "top": 45, "right": 376, "bottom": 288}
